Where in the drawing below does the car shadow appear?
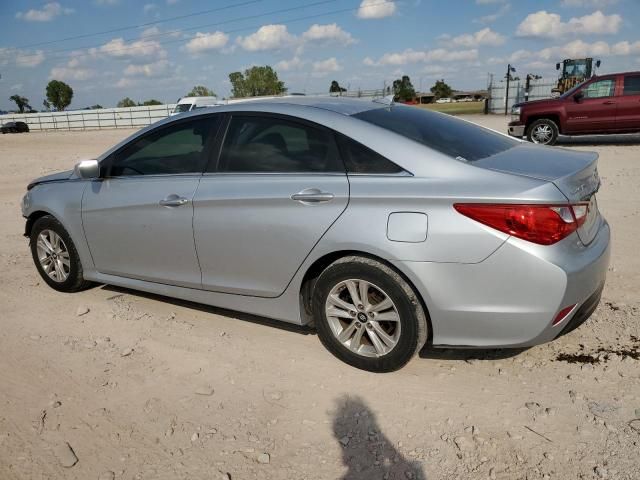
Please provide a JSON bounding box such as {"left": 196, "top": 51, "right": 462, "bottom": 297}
{"left": 332, "top": 395, "right": 428, "bottom": 480}
{"left": 556, "top": 133, "right": 640, "bottom": 146}
{"left": 99, "top": 284, "right": 315, "bottom": 336}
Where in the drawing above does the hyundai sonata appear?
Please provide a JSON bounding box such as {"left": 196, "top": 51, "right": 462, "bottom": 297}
{"left": 22, "top": 97, "right": 610, "bottom": 372}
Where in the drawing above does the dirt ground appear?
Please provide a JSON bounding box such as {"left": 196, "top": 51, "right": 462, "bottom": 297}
{"left": 0, "top": 116, "right": 638, "bottom": 480}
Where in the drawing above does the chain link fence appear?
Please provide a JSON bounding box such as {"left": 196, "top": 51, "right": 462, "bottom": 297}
{"left": 487, "top": 77, "right": 557, "bottom": 115}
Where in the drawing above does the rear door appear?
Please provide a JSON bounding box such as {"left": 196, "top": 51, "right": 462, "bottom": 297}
{"left": 564, "top": 78, "right": 618, "bottom": 134}
{"left": 193, "top": 113, "right": 349, "bottom": 297}
{"left": 616, "top": 73, "right": 640, "bottom": 131}
{"left": 82, "top": 116, "right": 221, "bottom": 288}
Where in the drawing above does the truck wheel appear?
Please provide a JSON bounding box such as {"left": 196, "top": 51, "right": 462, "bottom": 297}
{"left": 527, "top": 119, "right": 559, "bottom": 146}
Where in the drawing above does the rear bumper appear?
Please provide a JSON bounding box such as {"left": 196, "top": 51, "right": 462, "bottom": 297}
{"left": 508, "top": 122, "right": 526, "bottom": 138}
{"left": 393, "top": 219, "right": 611, "bottom": 348}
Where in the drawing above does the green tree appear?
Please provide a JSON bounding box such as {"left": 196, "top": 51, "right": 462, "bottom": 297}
{"left": 186, "top": 85, "right": 215, "bottom": 97}
{"left": 89, "top": 104, "right": 103, "bottom": 109}
{"left": 141, "top": 99, "right": 163, "bottom": 106}
{"left": 42, "top": 99, "right": 51, "bottom": 111}
{"left": 329, "top": 80, "right": 347, "bottom": 93}
{"left": 117, "top": 97, "right": 137, "bottom": 108}
{"left": 45, "top": 80, "right": 73, "bottom": 111}
{"left": 430, "top": 79, "right": 453, "bottom": 99}
{"left": 392, "top": 75, "right": 416, "bottom": 102}
{"left": 9, "top": 95, "right": 31, "bottom": 113}
{"left": 229, "top": 66, "right": 286, "bottom": 98}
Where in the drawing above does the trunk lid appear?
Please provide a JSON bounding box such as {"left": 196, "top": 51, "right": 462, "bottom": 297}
{"left": 472, "top": 143, "right": 601, "bottom": 245}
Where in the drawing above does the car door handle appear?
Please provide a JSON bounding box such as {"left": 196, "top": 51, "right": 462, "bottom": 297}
{"left": 159, "top": 195, "right": 189, "bottom": 207}
{"left": 291, "top": 189, "right": 334, "bottom": 203}
{"left": 602, "top": 100, "right": 616, "bottom": 105}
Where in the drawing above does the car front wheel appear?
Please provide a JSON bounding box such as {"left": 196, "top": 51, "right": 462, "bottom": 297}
{"left": 30, "top": 215, "right": 92, "bottom": 292}
{"left": 312, "top": 256, "right": 428, "bottom": 372}
{"left": 527, "top": 119, "right": 559, "bottom": 145}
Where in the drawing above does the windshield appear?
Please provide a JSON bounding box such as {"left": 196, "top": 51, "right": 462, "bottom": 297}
{"left": 560, "top": 79, "right": 588, "bottom": 99}
{"left": 173, "top": 104, "right": 193, "bottom": 113}
{"left": 353, "top": 106, "right": 517, "bottom": 162}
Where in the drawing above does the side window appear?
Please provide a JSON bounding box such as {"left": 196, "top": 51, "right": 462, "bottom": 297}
{"left": 216, "top": 115, "right": 343, "bottom": 173}
{"left": 581, "top": 79, "right": 615, "bottom": 99}
{"left": 623, "top": 75, "right": 640, "bottom": 96}
{"left": 337, "top": 135, "right": 404, "bottom": 174}
{"left": 109, "top": 116, "right": 219, "bottom": 177}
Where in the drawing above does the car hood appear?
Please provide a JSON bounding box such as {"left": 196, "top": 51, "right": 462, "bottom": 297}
{"left": 27, "top": 169, "right": 74, "bottom": 190}
{"left": 514, "top": 98, "right": 559, "bottom": 109}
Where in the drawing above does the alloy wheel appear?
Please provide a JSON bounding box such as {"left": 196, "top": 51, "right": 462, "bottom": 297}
{"left": 325, "top": 279, "right": 401, "bottom": 358}
{"left": 36, "top": 229, "right": 70, "bottom": 282}
{"left": 531, "top": 124, "right": 553, "bottom": 144}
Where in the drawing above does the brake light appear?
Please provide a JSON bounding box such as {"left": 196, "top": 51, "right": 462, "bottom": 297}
{"left": 453, "top": 203, "right": 589, "bottom": 245}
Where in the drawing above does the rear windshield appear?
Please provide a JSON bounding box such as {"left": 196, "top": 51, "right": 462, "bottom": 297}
{"left": 353, "top": 106, "right": 517, "bottom": 162}
{"left": 173, "top": 104, "right": 193, "bottom": 113}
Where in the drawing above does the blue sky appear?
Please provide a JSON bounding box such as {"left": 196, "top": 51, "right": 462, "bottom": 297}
{"left": 1, "top": 0, "right": 639, "bottom": 110}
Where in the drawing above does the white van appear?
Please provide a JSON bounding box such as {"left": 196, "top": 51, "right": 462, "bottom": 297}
{"left": 171, "top": 96, "right": 219, "bottom": 115}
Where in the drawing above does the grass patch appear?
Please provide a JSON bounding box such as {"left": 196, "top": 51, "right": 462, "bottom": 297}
{"left": 415, "top": 101, "right": 485, "bottom": 115}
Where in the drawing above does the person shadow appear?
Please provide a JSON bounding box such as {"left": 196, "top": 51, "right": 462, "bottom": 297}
{"left": 332, "top": 395, "right": 427, "bottom": 480}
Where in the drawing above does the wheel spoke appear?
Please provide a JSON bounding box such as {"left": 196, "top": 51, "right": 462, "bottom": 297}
{"left": 366, "top": 328, "right": 387, "bottom": 355}
{"left": 345, "top": 280, "right": 361, "bottom": 308}
{"left": 337, "top": 321, "right": 357, "bottom": 343}
{"left": 59, "top": 252, "right": 70, "bottom": 267}
{"left": 368, "top": 296, "right": 393, "bottom": 313}
{"left": 51, "top": 232, "right": 61, "bottom": 252}
{"left": 375, "top": 311, "right": 400, "bottom": 322}
{"left": 37, "top": 237, "right": 53, "bottom": 254}
{"left": 370, "top": 321, "right": 397, "bottom": 349}
{"left": 349, "top": 326, "right": 365, "bottom": 352}
{"left": 328, "top": 293, "right": 356, "bottom": 312}
{"left": 326, "top": 307, "right": 353, "bottom": 319}
{"left": 358, "top": 281, "right": 370, "bottom": 309}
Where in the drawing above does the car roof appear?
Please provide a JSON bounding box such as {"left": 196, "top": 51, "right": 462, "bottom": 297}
{"left": 221, "top": 96, "right": 387, "bottom": 116}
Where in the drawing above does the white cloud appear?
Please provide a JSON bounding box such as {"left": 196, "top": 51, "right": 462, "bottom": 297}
{"left": 167, "top": 0, "right": 179, "bottom": 4}
{"left": 95, "top": 0, "right": 119, "bottom": 5}
{"left": 312, "top": 57, "right": 342, "bottom": 75}
{"left": 143, "top": 3, "right": 157, "bottom": 14}
{"left": 474, "top": 3, "right": 510, "bottom": 24}
{"left": 357, "top": 0, "right": 396, "bottom": 19}
{"left": 560, "top": 0, "right": 618, "bottom": 7}
{"left": 365, "top": 48, "right": 478, "bottom": 66}
{"left": 444, "top": 28, "right": 505, "bottom": 47}
{"left": 90, "top": 37, "right": 167, "bottom": 59}
{"left": 124, "top": 59, "right": 170, "bottom": 77}
{"left": 516, "top": 10, "right": 621, "bottom": 38}
{"left": 476, "top": 0, "right": 507, "bottom": 4}
{"left": 50, "top": 66, "right": 95, "bottom": 81}
{"left": 14, "top": 50, "right": 46, "bottom": 67}
{"left": 16, "top": 2, "right": 74, "bottom": 21}
{"left": 185, "top": 31, "right": 229, "bottom": 54}
{"left": 10, "top": 83, "right": 24, "bottom": 90}
{"left": 236, "top": 25, "right": 296, "bottom": 51}
{"left": 302, "top": 24, "right": 356, "bottom": 45}
{"left": 276, "top": 56, "right": 307, "bottom": 71}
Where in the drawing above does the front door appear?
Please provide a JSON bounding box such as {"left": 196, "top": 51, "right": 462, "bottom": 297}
{"left": 193, "top": 113, "right": 349, "bottom": 297}
{"left": 83, "top": 116, "right": 220, "bottom": 288}
{"left": 617, "top": 74, "right": 640, "bottom": 131}
{"left": 564, "top": 78, "right": 618, "bottom": 134}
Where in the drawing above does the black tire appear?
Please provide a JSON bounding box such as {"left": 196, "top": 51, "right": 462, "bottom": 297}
{"left": 30, "top": 215, "right": 92, "bottom": 292}
{"left": 526, "top": 118, "right": 559, "bottom": 146}
{"left": 312, "top": 256, "right": 428, "bottom": 372}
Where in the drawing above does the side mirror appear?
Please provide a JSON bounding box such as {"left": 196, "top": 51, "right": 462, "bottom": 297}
{"left": 556, "top": 63, "right": 560, "bottom": 71}
{"left": 74, "top": 159, "right": 100, "bottom": 179}
{"left": 596, "top": 60, "right": 601, "bottom": 68}
{"left": 573, "top": 91, "right": 584, "bottom": 102}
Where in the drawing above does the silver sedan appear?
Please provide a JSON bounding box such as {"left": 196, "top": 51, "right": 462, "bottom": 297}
{"left": 22, "top": 97, "right": 610, "bottom": 372}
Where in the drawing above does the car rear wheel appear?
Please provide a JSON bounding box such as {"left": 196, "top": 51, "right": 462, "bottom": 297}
{"left": 312, "top": 256, "right": 428, "bottom": 372}
{"left": 527, "top": 119, "right": 559, "bottom": 146}
{"left": 30, "top": 215, "right": 92, "bottom": 292}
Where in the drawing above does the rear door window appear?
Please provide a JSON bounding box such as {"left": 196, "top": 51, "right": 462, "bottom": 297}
{"left": 623, "top": 75, "right": 640, "bottom": 96}
{"left": 353, "top": 106, "right": 517, "bottom": 162}
{"left": 216, "top": 115, "right": 344, "bottom": 173}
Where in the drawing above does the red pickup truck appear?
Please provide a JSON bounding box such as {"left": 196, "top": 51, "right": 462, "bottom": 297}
{"left": 508, "top": 71, "right": 640, "bottom": 145}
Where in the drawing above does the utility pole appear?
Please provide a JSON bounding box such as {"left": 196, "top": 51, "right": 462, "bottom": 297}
{"left": 504, "top": 64, "right": 516, "bottom": 116}
{"left": 525, "top": 73, "right": 542, "bottom": 102}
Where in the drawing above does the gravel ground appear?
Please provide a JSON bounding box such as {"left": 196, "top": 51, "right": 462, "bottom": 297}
{"left": 0, "top": 116, "right": 638, "bottom": 480}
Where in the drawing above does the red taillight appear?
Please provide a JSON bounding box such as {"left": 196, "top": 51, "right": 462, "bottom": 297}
{"left": 453, "top": 203, "right": 589, "bottom": 245}
{"left": 553, "top": 304, "right": 576, "bottom": 326}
